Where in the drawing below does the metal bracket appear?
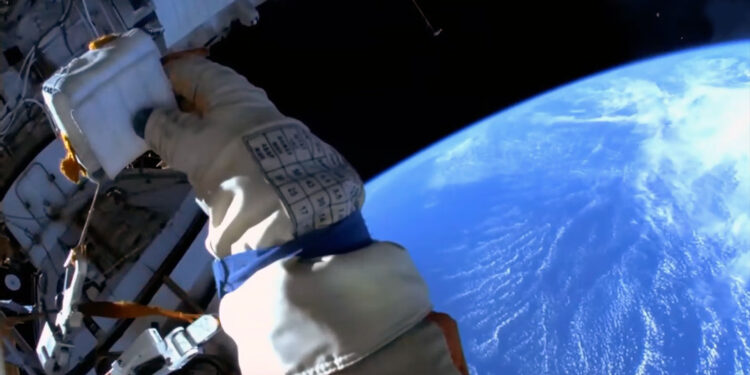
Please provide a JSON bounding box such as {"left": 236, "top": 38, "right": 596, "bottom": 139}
{"left": 37, "top": 251, "right": 88, "bottom": 374}
{"left": 108, "top": 314, "right": 221, "bottom": 375}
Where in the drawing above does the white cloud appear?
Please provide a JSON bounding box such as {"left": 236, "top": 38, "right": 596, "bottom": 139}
{"left": 427, "top": 129, "right": 500, "bottom": 189}
{"left": 636, "top": 77, "right": 749, "bottom": 249}
{"left": 427, "top": 45, "right": 749, "bottom": 261}
{"left": 523, "top": 47, "right": 750, "bottom": 280}
{"left": 591, "top": 54, "right": 749, "bottom": 279}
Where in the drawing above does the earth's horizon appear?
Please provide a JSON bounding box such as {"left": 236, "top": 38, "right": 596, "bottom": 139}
{"left": 363, "top": 40, "right": 750, "bottom": 374}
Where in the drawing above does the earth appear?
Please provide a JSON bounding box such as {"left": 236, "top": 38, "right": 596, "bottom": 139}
{"left": 361, "top": 41, "right": 750, "bottom": 375}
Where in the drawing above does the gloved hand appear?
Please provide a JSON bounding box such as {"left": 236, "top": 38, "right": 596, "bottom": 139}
{"left": 134, "top": 55, "right": 364, "bottom": 257}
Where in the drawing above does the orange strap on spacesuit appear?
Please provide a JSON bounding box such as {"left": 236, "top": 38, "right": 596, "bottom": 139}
{"left": 59, "top": 134, "right": 87, "bottom": 183}
{"left": 427, "top": 311, "right": 469, "bottom": 375}
{"left": 78, "top": 301, "right": 203, "bottom": 323}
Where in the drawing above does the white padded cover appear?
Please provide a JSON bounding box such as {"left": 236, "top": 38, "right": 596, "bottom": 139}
{"left": 42, "top": 29, "right": 176, "bottom": 179}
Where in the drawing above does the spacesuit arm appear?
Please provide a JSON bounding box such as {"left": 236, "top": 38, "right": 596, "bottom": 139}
{"left": 136, "top": 57, "right": 435, "bottom": 375}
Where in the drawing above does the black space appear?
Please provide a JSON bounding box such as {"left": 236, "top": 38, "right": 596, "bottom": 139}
{"left": 210, "top": 0, "right": 743, "bottom": 180}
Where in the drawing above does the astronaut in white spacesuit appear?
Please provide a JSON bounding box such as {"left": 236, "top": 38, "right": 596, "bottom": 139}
{"left": 133, "top": 55, "right": 468, "bottom": 375}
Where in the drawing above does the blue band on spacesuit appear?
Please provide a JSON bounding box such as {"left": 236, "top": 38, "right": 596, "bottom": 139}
{"left": 212, "top": 211, "right": 373, "bottom": 299}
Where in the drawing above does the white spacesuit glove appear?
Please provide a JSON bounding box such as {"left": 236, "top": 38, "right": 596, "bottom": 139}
{"left": 139, "top": 55, "right": 315, "bottom": 256}
{"left": 138, "top": 56, "right": 433, "bottom": 375}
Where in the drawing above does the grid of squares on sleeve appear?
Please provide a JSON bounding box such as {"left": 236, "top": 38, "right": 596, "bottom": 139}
{"left": 242, "top": 125, "right": 364, "bottom": 235}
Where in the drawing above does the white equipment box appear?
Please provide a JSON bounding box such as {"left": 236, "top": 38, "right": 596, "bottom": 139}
{"left": 42, "top": 29, "right": 176, "bottom": 180}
